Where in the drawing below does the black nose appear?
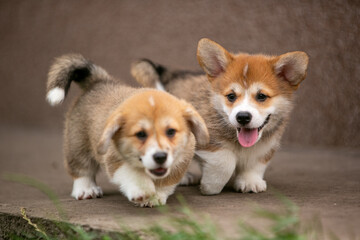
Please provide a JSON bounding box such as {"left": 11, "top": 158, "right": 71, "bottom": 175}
{"left": 236, "top": 112, "right": 252, "bottom": 125}
{"left": 153, "top": 152, "right": 167, "bottom": 165}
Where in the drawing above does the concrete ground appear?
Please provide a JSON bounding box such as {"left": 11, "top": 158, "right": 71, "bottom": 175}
{"left": 0, "top": 126, "right": 359, "bottom": 239}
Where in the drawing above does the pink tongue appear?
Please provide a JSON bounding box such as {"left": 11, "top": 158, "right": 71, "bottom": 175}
{"left": 237, "top": 128, "right": 258, "bottom": 147}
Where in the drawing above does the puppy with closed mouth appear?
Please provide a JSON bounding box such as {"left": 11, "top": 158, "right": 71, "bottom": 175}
{"left": 131, "top": 38, "right": 309, "bottom": 195}
{"left": 46, "top": 54, "right": 209, "bottom": 207}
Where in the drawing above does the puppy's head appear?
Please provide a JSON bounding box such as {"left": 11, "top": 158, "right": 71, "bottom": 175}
{"left": 197, "top": 38, "right": 309, "bottom": 147}
{"left": 97, "top": 90, "right": 208, "bottom": 179}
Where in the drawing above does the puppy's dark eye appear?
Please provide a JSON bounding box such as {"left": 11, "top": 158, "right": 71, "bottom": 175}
{"left": 166, "top": 128, "right": 176, "bottom": 138}
{"left": 256, "top": 93, "right": 268, "bottom": 102}
{"left": 226, "top": 93, "right": 237, "bottom": 102}
{"left": 135, "top": 130, "right": 147, "bottom": 140}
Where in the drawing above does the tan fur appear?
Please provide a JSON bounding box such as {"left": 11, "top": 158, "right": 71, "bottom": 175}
{"left": 47, "top": 54, "right": 209, "bottom": 205}
{"left": 261, "top": 148, "right": 275, "bottom": 164}
{"left": 131, "top": 38, "right": 309, "bottom": 193}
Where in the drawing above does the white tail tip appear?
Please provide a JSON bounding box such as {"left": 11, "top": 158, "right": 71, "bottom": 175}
{"left": 46, "top": 87, "right": 65, "bottom": 106}
{"left": 155, "top": 80, "right": 165, "bottom": 91}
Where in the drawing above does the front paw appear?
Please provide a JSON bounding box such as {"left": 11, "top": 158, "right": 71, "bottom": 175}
{"left": 234, "top": 175, "right": 267, "bottom": 193}
{"left": 128, "top": 192, "right": 164, "bottom": 208}
{"left": 200, "top": 182, "right": 223, "bottom": 195}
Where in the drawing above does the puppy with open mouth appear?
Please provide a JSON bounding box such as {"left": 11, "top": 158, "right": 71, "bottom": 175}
{"left": 131, "top": 38, "right": 309, "bottom": 195}
{"left": 46, "top": 54, "right": 208, "bottom": 207}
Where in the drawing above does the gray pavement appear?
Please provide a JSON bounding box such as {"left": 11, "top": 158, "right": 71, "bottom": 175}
{"left": 0, "top": 126, "right": 359, "bottom": 238}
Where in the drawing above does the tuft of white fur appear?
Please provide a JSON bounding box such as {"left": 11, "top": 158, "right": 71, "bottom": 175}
{"left": 155, "top": 80, "right": 165, "bottom": 91}
{"left": 71, "top": 176, "right": 103, "bottom": 200}
{"left": 243, "top": 63, "right": 248, "bottom": 79}
{"left": 46, "top": 87, "right": 65, "bottom": 106}
{"left": 148, "top": 96, "right": 155, "bottom": 106}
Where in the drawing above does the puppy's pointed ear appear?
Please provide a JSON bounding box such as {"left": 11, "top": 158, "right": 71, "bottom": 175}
{"left": 97, "top": 113, "right": 123, "bottom": 155}
{"left": 274, "top": 51, "right": 309, "bottom": 89}
{"left": 182, "top": 101, "right": 209, "bottom": 147}
{"left": 197, "top": 38, "right": 233, "bottom": 79}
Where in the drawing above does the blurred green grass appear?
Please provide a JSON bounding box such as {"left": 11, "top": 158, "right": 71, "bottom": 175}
{"left": 3, "top": 174, "right": 338, "bottom": 240}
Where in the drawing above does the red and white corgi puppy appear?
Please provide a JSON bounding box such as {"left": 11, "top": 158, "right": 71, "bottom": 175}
{"left": 131, "top": 38, "right": 309, "bottom": 195}
{"left": 46, "top": 54, "right": 208, "bottom": 207}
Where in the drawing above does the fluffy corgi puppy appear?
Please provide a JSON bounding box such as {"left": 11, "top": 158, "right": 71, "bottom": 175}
{"left": 131, "top": 38, "right": 309, "bottom": 195}
{"left": 46, "top": 54, "right": 208, "bottom": 207}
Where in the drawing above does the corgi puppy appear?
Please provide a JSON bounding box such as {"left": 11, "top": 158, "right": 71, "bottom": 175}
{"left": 131, "top": 38, "right": 309, "bottom": 195}
{"left": 46, "top": 54, "right": 208, "bottom": 207}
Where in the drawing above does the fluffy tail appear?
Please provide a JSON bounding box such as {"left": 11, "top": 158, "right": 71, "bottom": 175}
{"left": 46, "top": 54, "right": 112, "bottom": 106}
{"left": 131, "top": 59, "right": 202, "bottom": 91}
{"left": 130, "top": 59, "right": 169, "bottom": 91}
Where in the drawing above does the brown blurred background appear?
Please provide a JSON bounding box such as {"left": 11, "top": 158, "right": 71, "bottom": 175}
{"left": 0, "top": 0, "right": 359, "bottom": 148}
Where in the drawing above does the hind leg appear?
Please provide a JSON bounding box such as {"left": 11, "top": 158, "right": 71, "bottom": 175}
{"left": 70, "top": 163, "right": 103, "bottom": 200}
{"left": 64, "top": 121, "right": 103, "bottom": 200}
{"left": 65, "top": 151, "right": 103, "bottom": 200}
{"left": 71, "top": 176, "right": 103, "bottom": 200}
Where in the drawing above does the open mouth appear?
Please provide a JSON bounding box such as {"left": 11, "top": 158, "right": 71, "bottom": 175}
{"left": 236, "top": 115, "right": 271, "bottom": 148}
{"left": 150, "top": 167, "right": 168, "bottom": 177}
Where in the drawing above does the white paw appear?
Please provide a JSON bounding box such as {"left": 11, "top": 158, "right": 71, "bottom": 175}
{"left": 200, "top": 182, "right": 223, "bottom": 195}
{"left": 156, "top": 191, "right": 171, "bottom": 205}
{"left": 128, "top": 191, "right": 163, "bottom": 208}
{"left": 234, "top": 175, "right": 267, "bottom": 193}
{"left": 71, "top": 177, "right": 103, "bottom": 200}
{"left": 179, "top": 172, "right": 200, "bottom": 186}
